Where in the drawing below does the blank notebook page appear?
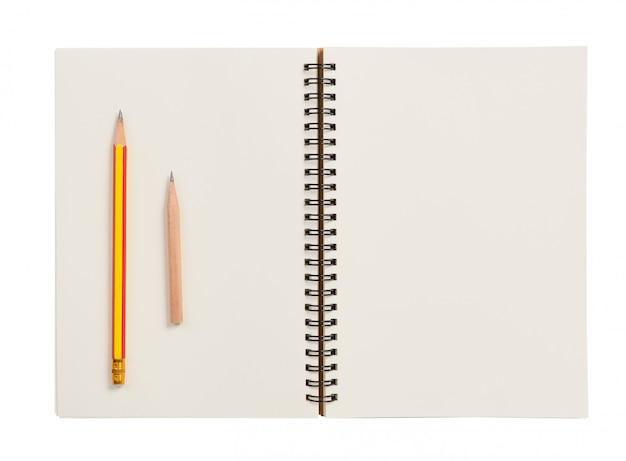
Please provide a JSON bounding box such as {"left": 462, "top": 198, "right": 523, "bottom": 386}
{"left": 56, "top": 49, "right": 314, "bottom": 417}
{"left": 326, "top": 47, "right": 587, "bottom": 417}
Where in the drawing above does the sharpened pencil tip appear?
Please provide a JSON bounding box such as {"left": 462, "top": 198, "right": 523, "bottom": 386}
{"left": 118, "top": 110, "right": 123, "bottom": 121}
{"left": 170, "top": 171, "right": 174, "bottom": 182}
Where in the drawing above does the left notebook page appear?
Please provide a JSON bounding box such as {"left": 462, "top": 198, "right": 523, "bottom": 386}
{"left": 55, "top": 49, "right": 314, "bottom": 417}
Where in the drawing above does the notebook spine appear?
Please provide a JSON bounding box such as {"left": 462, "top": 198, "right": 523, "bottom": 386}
{"left": 304, "top": 53, "right": 337, "bottom": 413}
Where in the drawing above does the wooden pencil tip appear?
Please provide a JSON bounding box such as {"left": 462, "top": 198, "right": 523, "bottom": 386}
{"left": 118, "top": 110, "right": 123, "bottom": 121}
{"left": 170, "top": 171, "right": 174, "bottom": 182}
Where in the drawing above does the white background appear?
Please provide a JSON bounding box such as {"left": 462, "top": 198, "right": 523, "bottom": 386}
{"left": 0, "top": 0, "right": 624, "bottom": 459}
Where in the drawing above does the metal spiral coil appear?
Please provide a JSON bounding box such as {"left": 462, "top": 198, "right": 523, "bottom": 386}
{"left": 305, "top": 107, "right": 336, "bottom": 116}
{"left": 305, "top": 228, "right": 336, "bottom": 236}
{"left": 304, "top": 122, "right": 336, "bottom": 131}
{"left": 304, "top": 243, "right": 337, "bottom": 251}
{"left": 304, "top": 63, "right": 336, "bottom": 70}
{"left": 305, "top": 318, "right": 337, "bottom": 327}
{"left": 304, "top": 198, "right": 336, "bottom": 206}
{"left": 304, "top": 153, "right": 336, "bottom": 161}
{"left": 305, "top": 169, "right": 336, "bottom": 177}
{"left": 304, "top": 60, "right": 337, "bottom": 406}
{"left": 305, "top": 273, "right": 337, "bottom": 282}
{"left": 305, "top": 333, "right": 338, "bottom": 342}
{"left": 305, "top": 303, "right": 337, "bottom": 312}
{"left": 306, "top": 378, "right": 338, "bottom": 387}
{"left": 306, "top": 363, "right": 337, "bottom": 372}
{"left": 305, "top": 183, "right": 336, "bottom": 191}
{"left": 306, "top": 394, "right": 338, "bottom": 403}
{"left": 305, "top": 348, "right": 337, "bottom": 357}
{"left": 305, "top": 258, "right": 337, "bottom": 267}
{"left": 305, "top": 289, "right": 337, "bottom": 297}
{"left": 304, "top": 77, "right": 336, "bottom": 86}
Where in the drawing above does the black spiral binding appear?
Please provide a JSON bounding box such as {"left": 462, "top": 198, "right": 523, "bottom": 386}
{"left": 304, "top": 54, "right": 337, "bottom": 409}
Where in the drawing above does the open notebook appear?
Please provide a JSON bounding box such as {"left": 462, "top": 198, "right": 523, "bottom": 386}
{"left": 55, "top": 47, "right": 587, "bottom": 417}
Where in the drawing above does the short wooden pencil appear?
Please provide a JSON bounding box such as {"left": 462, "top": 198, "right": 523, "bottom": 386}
{"left": 167, "top": 172, "right": 183, "bottom": 324}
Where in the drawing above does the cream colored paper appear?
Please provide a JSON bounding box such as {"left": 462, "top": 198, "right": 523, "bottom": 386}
{"left": 57, "top": 47, "right": 587, "bottom": 418}
{"left": 55, "top": 49, "right": 314, "bottom": 417}
{"left": 325, "top": 47, "right": 587, "bottom": 417}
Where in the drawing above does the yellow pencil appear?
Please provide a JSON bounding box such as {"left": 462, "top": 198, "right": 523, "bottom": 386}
{"left": 112, "top": 110, "right": 126, "bottom": 385}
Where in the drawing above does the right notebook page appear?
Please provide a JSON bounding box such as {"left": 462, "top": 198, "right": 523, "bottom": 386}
{"left": 326, "top": 47, "right": 587, "bottom": 417}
